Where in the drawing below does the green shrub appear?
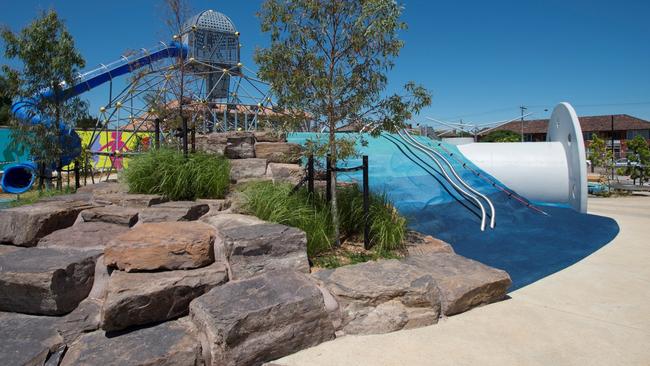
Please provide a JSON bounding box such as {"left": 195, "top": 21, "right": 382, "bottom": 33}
{"left": 241, "top": 181, "right": 333, "bottom": 257}
{"left": 122, "top": 148, "right": 230, "bottom": 201}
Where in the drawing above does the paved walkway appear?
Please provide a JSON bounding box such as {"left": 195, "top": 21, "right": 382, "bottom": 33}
{"left": 276, "top": 195, "right": 650, "bottom": 366}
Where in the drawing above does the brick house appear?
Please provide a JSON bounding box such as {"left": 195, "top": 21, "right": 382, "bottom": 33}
{"left": 479, "top": 114, "right": 650, "bottom": 158}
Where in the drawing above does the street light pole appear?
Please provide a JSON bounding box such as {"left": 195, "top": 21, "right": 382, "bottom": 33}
{"left": 520, "top": 106, "right": 527, "bottom": 142}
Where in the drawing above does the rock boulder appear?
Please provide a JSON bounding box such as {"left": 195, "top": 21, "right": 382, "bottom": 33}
{"left": 138, "top": 201, "right": 209, "bottom": 223}
{"left": 403, "top": 253, "right": 511, "bottom": 315}
{"left": 104, "top": 221, "right": 218, "bottom": 272}
{"left": 0, "top": 312, "right": 63, "bottom": 366}
{"left": 93, "top": 193, "right": 166, "bottom": 208}
{"left": 225, "top": 136, "right": 256, "bottom": 159}
{"left": 255, "top": 142, "right": 302, "bottom": 163}
{"left": 80, "top": 206, "right": 139, "bottom": 227}
{"left": 312, "top": 259, "right": 441, "bottom": 335}
{"left": 38, "top": 222, "right": 130, "bottom": 251}
{"left": 266, "top": 163, "right": 305, "bottom": 185}
{"left": 0, "top": 247, "right": 100, "bottom": 315}
{"left": 229, "top": 158, "right": 268, "bottom": 181}
{"left": 190, "top": 271, "right": 334, "bottom": 366}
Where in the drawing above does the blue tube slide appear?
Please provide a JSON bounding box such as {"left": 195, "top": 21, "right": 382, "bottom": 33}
{"left": 1, "top": 42, "right": 187, "bottom": 194}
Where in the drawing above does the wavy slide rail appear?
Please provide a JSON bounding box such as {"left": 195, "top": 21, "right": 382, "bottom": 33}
{"left": 1, "top": 42, "right": 188, "bottom": 194}
{"left": 385, "top": 131, "right": 491, "bottom": 232}
{"left": 400, "top": 129, "right": 496, "bottom": 229}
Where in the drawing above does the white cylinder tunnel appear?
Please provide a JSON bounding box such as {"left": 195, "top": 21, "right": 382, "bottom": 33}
{"left": 457, "top": 102, "right": 588, "bottom": 213}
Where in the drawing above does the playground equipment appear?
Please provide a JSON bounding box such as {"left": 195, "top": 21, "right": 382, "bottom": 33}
{"left": 1, "top": 10, "right": 273, "bottom": 194}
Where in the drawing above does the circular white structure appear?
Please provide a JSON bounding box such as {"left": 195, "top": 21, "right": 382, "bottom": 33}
{"left": 458, "top": 102, "right": 587, "bottom": 213}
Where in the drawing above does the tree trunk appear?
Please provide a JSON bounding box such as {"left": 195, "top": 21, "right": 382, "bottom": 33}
{"left": 329, "top": 127, "right": 340, "bottom": 247}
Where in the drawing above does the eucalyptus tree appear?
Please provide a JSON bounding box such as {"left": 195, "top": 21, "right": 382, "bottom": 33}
{"left": 1, "top": 10, "right": 87, "bottom": 189}
{"left": 255, "top": 0, "right": 431, "bottom": 245}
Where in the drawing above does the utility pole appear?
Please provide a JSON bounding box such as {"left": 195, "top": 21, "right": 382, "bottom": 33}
{"left": 520, "top": 106, "right": 527, "bottom": 142}
{"left": 611, "top": 115, "right": 615, "bottom": 181}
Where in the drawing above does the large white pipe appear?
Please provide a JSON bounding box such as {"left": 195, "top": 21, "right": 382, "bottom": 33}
{"left": 457, "top": 102, "right": 587, "bottom": 213}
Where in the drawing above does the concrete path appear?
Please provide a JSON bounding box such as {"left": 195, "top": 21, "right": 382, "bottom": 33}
{"left": 275, "top": 195, "right": 650, "bottom": 366}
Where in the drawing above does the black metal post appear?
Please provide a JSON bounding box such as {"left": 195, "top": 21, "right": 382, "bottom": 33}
{"left": 191, "top": 123, "right": 196, "bottom": 153}
{"left": 74, "top": 160, "right": 80, "bottom": 189}
{"left": 182, "top": 116, "right": 189, "bottom": 157}
{"left": 326, "top": 154, "right": 332, "bottom": 202}
{"left": 611, "top": 115, "right": 615, "bottom": 181}
{"left": 307, "top": 155, "right": 314, "bottom": 195}
{"left": 362, "top": 155, "right": 370, "bottom": 250}
{"left": 154, "top": 118, "right": 160, "bottom": 149}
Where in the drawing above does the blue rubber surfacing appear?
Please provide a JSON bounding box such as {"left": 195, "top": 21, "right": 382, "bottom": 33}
{"left": 288, "top": 133, "right": 620, "bottom": 291}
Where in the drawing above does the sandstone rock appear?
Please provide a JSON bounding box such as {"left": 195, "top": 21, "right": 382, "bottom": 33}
{"left": 266, "top": 163, "right": 305, "bottom": 185}
{"left": 139, "top": 201, "right": 210, "bottom": 223}
{"left": 255, "top": 142, "right": 302, "bottom": 163}
{"left": 225, "top": 136, "right": 256, "bottom": 159}
{"left": 93, "top": 193, "right": 166, "bottom": 208}
{"left": 105, "top": 221, "right": 217, "bottom": 272}
{"left": 404, "top": 230, "right": 454, "bottom": 256}
{"left": 196, "top": 198, "right": 228, "bottom": 215}
{"left": 0, "top": 248, "right": 100, "bottom": 315}
{"left": 403, "top": 253, "right": 511, "bottom": 316}
{"left": 230, "top": 158, "right": 268, "bottom": 181}
{"left": 0, "top": 200, "right": 96, "bottom": 247}
{"left": 312, "top": 259, "right": 441, "bottom": 335}
{"left": 254, "top": 130, "right": 286, "bottom": 142}
{"left": 81, "top": 206, "right": 139, "bottom": 226}
{"left": 38, "top": 222, "right": 130, "bottom": 251}
{"left": 201, "top": 213, "right": 265, "bottom": 231}
{"left": 0, "top": 312, "right": 63, "bottom": 366}
{"left": 60, "top": 318, "right": 203, "bottom": 366}
{"left": 101, "top": 261, "right": 228, "bottom": 331}
{"left": 190, "top": 271, "right": 334, "bottom": 366}
{"left": 222, "top": 223, "right": 309, "bottom": 280}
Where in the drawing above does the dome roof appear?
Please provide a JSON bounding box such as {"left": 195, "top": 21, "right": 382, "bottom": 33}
{"left": 184, "top": 10, "right": 237, "bottom": 34}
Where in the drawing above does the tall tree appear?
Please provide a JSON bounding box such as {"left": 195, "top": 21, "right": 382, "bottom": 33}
{"left": 255, "top": 0, "right": 431, "bottom": 245}
{"left": 624, "top": 135, "right": 650, "bottom": 185}
{"left": 588, "top": 133, "right": 613, "bottom": 182}
{"left": 1, "top": 10, "right": 87, "bottom": 189}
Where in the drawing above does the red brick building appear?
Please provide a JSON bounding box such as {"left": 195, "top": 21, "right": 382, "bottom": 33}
{"left": 480, "top": 114, "right": 650, "bottom": 158}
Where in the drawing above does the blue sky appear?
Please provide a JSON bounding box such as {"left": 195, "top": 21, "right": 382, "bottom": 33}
{"left": 1, "top": 0, "right": 649, "bottom": 128}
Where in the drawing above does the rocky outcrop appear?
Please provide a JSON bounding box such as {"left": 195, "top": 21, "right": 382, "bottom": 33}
{"left": 61, "top": 318, "right": 203, "bottom": 366}
{"left": 312, "top": 259, "right": 441, "bottom": 335}
{"left": 222, "top": 223, "right": 309, "bottom": 280}
{"left": 80, "top": 206, "right": 139, "bottom": 227}
{"left": 230, "top": 158, "right": 268, "bottom": 181}
{"left": 403, "top": 253, "right": 511, "bottom": 315}
{"left": 0, "top": 312, "right": 63, "bottom": 366}
{"left": 404, "top": 230, "right": 454, "bottom": 256}
{"left": 0, "top": 247, "right": 100, "bottom": 315}
{"left": 101, "top": 261, "right": 228, "bottom": 331}
{"left": 0, "top": 200, "right": 96, "bottom": 247}
{"left": 38, "top": 222, "right": 130, "bottom": 251}
{"left": 266, "top": 163, "right": 305, "bottom": 185}
{"left": 190, "top": 271, "right": 335, "bottom": 366}
{"left": 93, "top": 193, "right": 166, "bottom": 208}
{"left": 105, "top": 222, "right": 218, "bottom": 272}
{"left": 138, "top": 201, "right": 210, "bottom": 223}
{"left": 253, "top": 130, "right": 286, "bottom": 142}
{"left": 255, "top": 142, "right": 302, "bottom": 163}
{"left": 225, "top": 136, "right": 256, "bottom": 159}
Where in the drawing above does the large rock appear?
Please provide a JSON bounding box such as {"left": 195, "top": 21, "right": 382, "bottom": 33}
{"left": 404, "top": 230, "right": 454, "bottom": 256}
{"left": 222, "top": 223, "right": 309, "bottom": 280}
{"left": 201, "top": 213, "right": 265, "bottom": 231}
{"left": 138, "top": 201, "right": 210, "bottom": 223}
{"left": 0, "top": 247, "right": 100, "bottom": 315}
{"left": 255, "top": 142, "right": 302, "bottom": 163}
{"left": 0, "top": 312, "right": 63, "bottom": 366}
{"left": 0, "top": 200, "right": 96, "bottom": 247}
{"left": 403, "top": 253, "right": 511, "bottom": 315}
{"left": 102, "top": 261, "right": 228, "bottom": 331}
{"left": 76, "top": 181, "right": 127, "bottom": 195}
{"left": 80, "top": 206, "right": 139, "bottom": 226}
{"left": 60, "top": 318, "right": 203, "bottom": 366}
{"left": 230, "top": 158, "right": 268, "bottom": 181}
{"left": 38, "top": 222, "right": 130, "bottom": 251}
{"left": 266, "top": 163, "right": 305, "bottom": 185}
{"left": 253, "top": 130, "right": 286, "bottom": 142}
{"left": 105, "top": 221, "right": 217, "bottom": 272}
{"left": 196, "top": 198, "right": 228, "bottom": 215}
{"left": 312, "top": 259, "right": 441, "bottom": 335}
{"left": 190, "top": 271, "right": 335, "bottom": 366}
{"left": 93, "top": 193, "right": 166, "bottom": 208}
{"left": 225, "top": 136, "right": 256, "bottom": 159}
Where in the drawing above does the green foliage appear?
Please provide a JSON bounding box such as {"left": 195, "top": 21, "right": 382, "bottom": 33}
{"left": 624, "top": 135, "right": 650, "bottom": 185}
{"left": 122, "top": 148, "right": 230, "bottom": 201}
{"left": 588, "top": 133, "right": 614, "bottom": 184}
{"left": 1, "top": 10, "right": 88, "bottom": 184}
{"left": 241, "top": 181, "right": 407, "bottom": 257}
{"left": 0, "top": 75, "right": 13, "bottom": 126}
{"left": 482, "top": 130, "right": 520, "bottom": 142}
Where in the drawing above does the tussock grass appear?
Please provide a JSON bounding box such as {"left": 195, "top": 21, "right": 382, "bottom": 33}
{"left": 122, "top": 148, "right": 230, "bottom": 201}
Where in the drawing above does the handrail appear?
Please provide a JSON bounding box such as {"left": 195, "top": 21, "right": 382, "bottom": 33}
{"left": 393, "top": 131, "right": 488, "bottom": 231}
{"left": 402, "top": 129, "right": 496, "bottom": 229}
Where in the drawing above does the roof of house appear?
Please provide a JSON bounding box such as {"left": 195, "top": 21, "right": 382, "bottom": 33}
{"left": 480, "top": 114, "right": 650, "bottom": 135}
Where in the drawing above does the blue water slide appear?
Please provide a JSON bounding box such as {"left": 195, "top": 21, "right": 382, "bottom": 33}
{"left": 1, "top": 41, "right": 188, "bottom": 194}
